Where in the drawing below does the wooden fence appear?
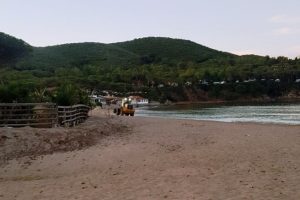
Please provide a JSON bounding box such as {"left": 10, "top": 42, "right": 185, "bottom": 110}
{"left": 58, "top": 104, "right": 90, "bottom": 127}
{"left": 0, "top": 103, "right": 57, "bottom": 128}
{"left": 0, "top": 103, "right": 90, "bottom": 128}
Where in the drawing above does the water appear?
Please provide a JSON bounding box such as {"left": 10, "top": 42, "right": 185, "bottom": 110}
{"left": 135, "top": 103, "right": 300, "bottom": 125}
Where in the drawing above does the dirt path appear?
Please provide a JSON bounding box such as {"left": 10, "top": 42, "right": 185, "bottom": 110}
{"left": 1, "top": 109, "right": 300, "bottom": 199}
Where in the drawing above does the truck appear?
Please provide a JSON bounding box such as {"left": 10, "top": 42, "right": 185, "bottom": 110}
{"left": 114, "top": 97, "right": 135, "bottom": 116}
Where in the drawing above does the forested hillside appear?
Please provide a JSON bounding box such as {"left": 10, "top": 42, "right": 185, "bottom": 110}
{"left": 0, "top": 32, "right": 300, "bottom": 103}
{"left": 113, "top": 37, "right": 234, "bottom": 64}
{"left": 0, "top": 32, "right": 32, "bottom": 64}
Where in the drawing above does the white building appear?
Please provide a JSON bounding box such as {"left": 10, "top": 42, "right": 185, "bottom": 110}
{"left": 129, "top": 96, "right": 149, "bottom": 105}
{"left": 89, "top": 95, "right": 106, "bottom": 105}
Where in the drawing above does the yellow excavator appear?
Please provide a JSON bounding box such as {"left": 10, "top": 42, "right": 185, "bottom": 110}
{"left": 114, "top": 97, "right": 135, "bottom": 116}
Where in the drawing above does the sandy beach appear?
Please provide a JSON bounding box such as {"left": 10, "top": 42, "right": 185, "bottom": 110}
{"left": 1, "top": 108, "right": 300, "bottom": 200}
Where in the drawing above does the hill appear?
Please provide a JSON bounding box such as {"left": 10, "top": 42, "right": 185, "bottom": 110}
{"left": 16, "top": 42, "right": 140, "bottom": 71}
{"left": 113, "top": 37, "right": 235, "bottom": 64}
{"left": 0, "top": 32, "right": 32, "bottom": 65}
{"left": 13, "top": 36, "right": 237, "bottom": 70}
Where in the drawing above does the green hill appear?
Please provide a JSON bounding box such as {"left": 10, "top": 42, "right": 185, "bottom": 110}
{"left": 16, "top": 42, "right": 140, "bottom": 71}
{"left": 0, "top": 32, "right": 32, "bottom": 65}
{"left": 113, "top": 37, "right": 235, "bottom": 64}
{"left": 0, "top": 33, "right": 238, "bottom": 70}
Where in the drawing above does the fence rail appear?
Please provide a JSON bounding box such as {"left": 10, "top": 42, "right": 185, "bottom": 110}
{"left": 0, "top": 103, "right": 57, "bottom": 128}
{"left": 58, "top": 104, "right": 90, "bottom": 127}
{"left": 0, "top": 103, "right": 90, "bottom": 128}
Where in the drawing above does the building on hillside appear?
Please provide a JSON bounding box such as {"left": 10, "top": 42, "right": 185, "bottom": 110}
{"left": 129, "top": 96, "right": 149, "bottom": 106}
{"left": 185, "top": 81, "right": 192, "bottom": 86}
{"left": 89, "top": 95, "right": 106, "bottom": 105}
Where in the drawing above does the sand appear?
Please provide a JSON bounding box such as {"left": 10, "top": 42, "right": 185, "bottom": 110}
{"left": 1, "top": 108, "right": 300, "bottom": 200}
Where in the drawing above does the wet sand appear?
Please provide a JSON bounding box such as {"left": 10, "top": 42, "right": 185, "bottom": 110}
{"left": 1, "top": 108, "right": 300, "bottom": 199}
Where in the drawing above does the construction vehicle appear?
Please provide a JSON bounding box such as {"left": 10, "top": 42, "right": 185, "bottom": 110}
{"left": 114, "top": 97, "right": 135, "bottom": 116}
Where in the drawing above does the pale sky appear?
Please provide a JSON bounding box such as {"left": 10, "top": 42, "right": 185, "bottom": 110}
{"left": 1, "top": 0, "right": 300, "bottom": 58}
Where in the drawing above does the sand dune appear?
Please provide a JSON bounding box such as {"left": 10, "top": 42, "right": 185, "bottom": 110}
{"left": 1, "top": 108, "right": 300, "bottom": 200}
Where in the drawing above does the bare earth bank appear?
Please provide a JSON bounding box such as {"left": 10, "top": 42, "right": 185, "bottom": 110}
{"left": 1, "top": 109, "right": 300, "bottom": 200}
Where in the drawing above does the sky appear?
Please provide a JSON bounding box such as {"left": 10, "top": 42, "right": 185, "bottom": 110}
{"left": 1, "top": 0, "right": 300, "bottom": 58}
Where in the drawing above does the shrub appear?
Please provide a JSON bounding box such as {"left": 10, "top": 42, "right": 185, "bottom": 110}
{"left": 54, "top": 84, "right": 79, "bottom": 106}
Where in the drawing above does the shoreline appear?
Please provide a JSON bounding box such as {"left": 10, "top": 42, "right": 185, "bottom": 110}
{"left": 134, "top": 114, "right": 300, "bottom": 126}
{"left": 1, "top": 110, "right": 300, "bottom": 199}
{"left": 172, "top": 97, "right": 300, "bottom": 105}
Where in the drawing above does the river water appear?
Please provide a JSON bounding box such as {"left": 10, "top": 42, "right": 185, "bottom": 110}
{"left": 135, "top": 103, "right": 300, "bottom": 125}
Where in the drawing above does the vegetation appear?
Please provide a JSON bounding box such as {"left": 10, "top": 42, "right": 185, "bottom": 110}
{"left": 55, "top": 84, "right": 90, "bottom": 106}
{"left": 0, "top": 32, "right": 32, "bottom": 64}
{"left": 0, "top": 32, "right": 300, "bottom": 103}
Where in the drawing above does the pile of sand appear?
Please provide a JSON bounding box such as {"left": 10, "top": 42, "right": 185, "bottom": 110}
{"left": 0, "top": 110, "right": 129, "bottom": 165}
